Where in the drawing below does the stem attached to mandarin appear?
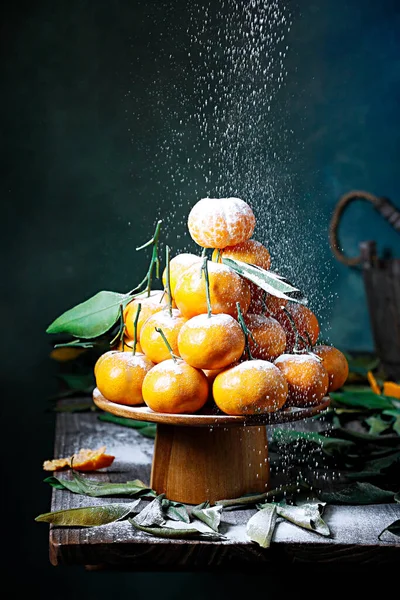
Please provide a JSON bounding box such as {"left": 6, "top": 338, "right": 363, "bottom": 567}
{"left": 201, "top": 256, "right": 212, "bottom": 318}
{"left": 128, "top": 219, "right": 163, "bottom": 297}
{"left": 110, "top": 304, "right": 126, "bottom": 349}
{"left": 155, "top": 326, "right": 178, "bottom": 362}
{"left": 132, "top": 303, "right": 141, "bottom": 355}
{"left": 282, "top": 306, "right": 309, "bottom": 353}
{"left": 165, "top": 245, "right": 173, "bottom": 318}
{"left": 236, "top": 301, "right": 255, "bottom": 360}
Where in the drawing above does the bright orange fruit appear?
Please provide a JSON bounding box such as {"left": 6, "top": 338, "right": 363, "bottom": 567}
{"left": 312, "top": 344, "right": 349, "bottom": 392}
{"left": 94, "top": 350, "right": 154, "bottom": 405}
{"left": 174, "top": 260, "right": 251, "bottom": 319}
{"left": 123, "top": 290, "right": 169, "bottom": 340}
{"left": 161, "top": 252, "right": 202, "bottom": 298}
{"left": 274, "top": 353, "right": 329, "bottom": 407}
{"left": 139, "top": 308, "right": 188, "bottom": 363}
{"left": 243, "top": 313, "right": 286, "bottom": 361}
{"left": 212, "top": 359, "right": 288, "bottom": 415}
{"left": 274, "top": 303, "right": 320, "bottom": 352}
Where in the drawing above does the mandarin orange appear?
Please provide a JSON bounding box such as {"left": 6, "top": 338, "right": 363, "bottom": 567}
{"left": 243, "top": 313, "right": 286, "bottom": 361}
{"left": 212, "top": 359, "right": 288, "bottom": 415}
{"left": 116, "top": 336, "right": 142, "bottom": 354}
{"left": 312, "top": 344, "right": 349, "bottom": 392}
{"left": 161, "top": 252, "right": 202, "bottom": 298}
{"left": 123, "top": 290, "right": 169, "bottom": 340}
{"left": 173, "top": 260, "right": 251, "bottom": 319}
{"left": 248, "top": 289, "right": 288, "bottom": 316}
{"left": 188, "top": 197, "right": 256, "bottom": 249}
{"left": 274, "top": 303, "right": 320, "bottom": 352}
{"left": 139, "top": 308, "right": 188, "bottom": 363}
{"left": 177, "top": 313, "right": 246, "bottom": 370}
{"left": 141, "top": 358, "right": 209, "bottom": 414}
{"left": 94, "top": 350, "right": 154, "bottom": 405}
{"left": 212, "top": 239, "right": 271, "bottom": 270}
{"left": 274, "top": 353, "right": 329, "bottom": 407}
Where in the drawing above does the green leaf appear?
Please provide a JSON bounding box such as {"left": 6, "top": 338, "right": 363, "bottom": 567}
{"left": 345, "top": 356, "right": 380, "bottom": 375}
{"left": 365, "top": 415, "right": 392, "bottom": 436}
{"left": 215, "top": 482, "right": 310, "bottom": 508}
{"left": 383, "top": 410, "right": 400, "bottom": 436}
{"left": 57, "top": 373, "right": 95, "bottom": 391}
{"left": 319, "top": 482, "right": 397, "bottom": 504}
{"left": 345, "top": 451, "right": 400, "bottom": 480}
{"left": 44, "top": 475, "right": 155, "bottom": 497}
{"left": 330, "top": 390, "right": 395, "bottom": 411}
{"left": 191, "top": 501, "right": 222, "bottom": 532}
{"left": 35, "top": 500, "right": 140, "bottom": 527}
{"left": 246, "top": 505, "right": 278, "bottom": 548}
{"left": 133, "top": 495, "right": 166, "bottom": 527}
{"left": 128, "top": 519, "right": 220, "bottom": 539}
{"left": 139, "top": 425, "right": 157, "bottom": 439}
{"left": 378, "top": 519, "right": 400, "bottom": 540}
{"left": 162, "top": 499, "right": 190, "bottom": 523}
{"left": 221, "top": 257, "right": 306, "bottom": 304}
{"left": 274, "top": 502, "right": 330, "bottom": 537}
{"left": 270, "top": 427, "right": 356, "bottom": 456}
{"left": 46, "top": 291, "right": 131, "bottom": 339}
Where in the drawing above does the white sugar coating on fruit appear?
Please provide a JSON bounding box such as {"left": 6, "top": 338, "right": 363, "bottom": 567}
{"left": 275, "top": 353, "right": 320, "bottom": 365}
{"left": 189, "top": 197, "right": 255, "bottom": 221}
{"left": 171, "top": 253, "right": 201, "bottom": 265}
{"left": 146, "top": 307, "right": 182, "bottom": 324}
{"left": 181, "top": 312, "right": 240, "bottom": 330}
{"left": 235, "top": 359, "right": 279, "bottom": 372}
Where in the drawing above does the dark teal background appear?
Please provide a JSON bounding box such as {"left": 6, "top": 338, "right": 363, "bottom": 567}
{"left": 2, "top": 0, "right": 399, "bottom": 593}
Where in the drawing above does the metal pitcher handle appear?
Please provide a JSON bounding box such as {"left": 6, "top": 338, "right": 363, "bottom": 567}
{"left": 329, "top": 190, "right": 400, "bottom": 266}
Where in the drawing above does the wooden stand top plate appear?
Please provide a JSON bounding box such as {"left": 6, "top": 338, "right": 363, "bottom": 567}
{"left": 92, "top": 387, "right": 330, "bottom": 428}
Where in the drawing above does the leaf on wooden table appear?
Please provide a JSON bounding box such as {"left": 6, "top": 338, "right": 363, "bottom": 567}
{"left": 222, "top": 257, "right": 306, "bottom": 304}
{"left": 345, "top": 450, "right": 400, "bottom": 480}
{"left": 191, "top": 501, "right": 223, "bottom": 532}
{"left": 215, "top": 482, "right": 310, "bottom": 508}
{"left": 133, "top": 494, "right": 166, "bottom": 527}
{"left": 246, "top": 505, "right": 278, "bottom": 548}
{"left": 35, "top": 500, "right": 140, "bottom": 527}
{"left": 139, "top": 425, "right": 157, "bottom": 439}
{"left": 44, "top": 475, "right": 156, "bottom": 497}
{"left": 128, "top": 519, "right": 221, "bottom": 540}
{"left": 162, "top": 499, "right": 190, "bottom": 523}
{"left": 46, "top": 291, "right": 131, "bottom": 339}
{"left": 383, "top": 409, "right": 400, "bottom": 436}
{"left": 319, "top": 482, "right": 397, "bottom": 504}
{"left": 272, "top": 501, "right": 330, "bottom": 537}
{"left": 378, "top": 519, "right": 400, "bottom": 540}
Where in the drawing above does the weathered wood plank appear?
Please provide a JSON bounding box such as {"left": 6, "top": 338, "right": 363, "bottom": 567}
{"left": 47, "top": 406, "right": 400, "bottom": 569}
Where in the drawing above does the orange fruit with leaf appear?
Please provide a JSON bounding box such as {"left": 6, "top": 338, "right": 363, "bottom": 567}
{"left": 212, "top": 359, "right": 288, "bottom": 415}
{"left": 188, "top": 197, "right": 256, "bottom": 248}
{"left": 174, "top": 260, "right": 251, "bottom": 319}
{"left": 161, "top": 252, "right": 202, "bottom": 298}
{"left": 123, "top": 290, "right": 169, "bottom": 340}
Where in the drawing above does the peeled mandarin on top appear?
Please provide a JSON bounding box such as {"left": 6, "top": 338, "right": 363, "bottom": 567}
{"left": 274, "top": 353, "right": 329, "bottom": 408}
{"left": 161, "top": 253, "right": 202, "bottom": 298}
{"left": 123, "top": 290, "right": 169, "bottom": 340}
{"left": 174, "top": 260, "right": 251, "bottom": 319}
{"left": 94, "top": 350, "right": 154, "bottom": 406}
{"left": 188, "top": 197, "right": 256, "bottom": 248}
{"left": 212, "top": 239, "right": 271, "bottom": 270}
{"left": 139, "top": 308, "right": 188, "bottom": 364}
{"left": 177, "top": 313, "right": 246, "bottom": 370}
{"left": 142, "top": 358, "right": 209, "bottom": 414}
{"left": 274, "top": 303, "right": 320, "bottom": 352}
{"left": 212, "top": 359, "right": 288, "bottom": 415}
{"left": 312, "top": 344, "right": 349, "bottom": 392}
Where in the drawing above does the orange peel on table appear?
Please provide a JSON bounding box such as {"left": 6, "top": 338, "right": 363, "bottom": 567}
{"left": 367, "top": 370, "right": 382, "bottom": 395}
{"left": 43, "top": 445, "right": 115, "bottom": 472}
{"left": 382, "top": 381, "right": 400, "bottom": 399}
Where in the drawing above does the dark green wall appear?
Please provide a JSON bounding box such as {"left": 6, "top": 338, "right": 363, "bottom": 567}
{"left": 2, "top": 0, "right": 399, "bottom": 593}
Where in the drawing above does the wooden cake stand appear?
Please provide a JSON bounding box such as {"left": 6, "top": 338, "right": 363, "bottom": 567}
{"left": 93, "top": 388, "right": 330, "bottom": 505}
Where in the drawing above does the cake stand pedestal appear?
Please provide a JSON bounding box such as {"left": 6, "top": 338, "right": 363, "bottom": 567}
{"left": 93, "top": 388, "right": 330, "bottom": 505}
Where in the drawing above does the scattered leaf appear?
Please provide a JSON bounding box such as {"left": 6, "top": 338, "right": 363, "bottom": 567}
{"left": 128, "top": 519, "right": 220, "bottom": 540}
{"left": 192, "top": 501, "right": 222, "bottom": 532}
{"left": 133, "top": 495, "right": 166, "bottom": 527}
{"left": 162, "top": 499, "right": 190, "bottom": 523}
{"left": 246, "top": 505, "right": 277, "bottom": 548}
{"left": 44, "top": 474, "right": 155, "bottom": 497}
{"left": 330, "top": 390, "right": 395, "bottom": 411}
{"left": 273, "top": 501, "right": 330, "bottom": 537}
{"left": 46, "top": 290, "right": 131, "bottom": 339}
{"left": 378, "top": 519, "right": 400, "bottom": 540}
{"left": 319, "top": 482, "right": 397, "bottom": 504}
{"left": 365, "top": 415, "right": 392, "bottom": 436}
{"left": 215, "top": 482, "right": 309, "bottom": 508}
{"left": 35, "top": 500, "right": 140, "bottom": 527}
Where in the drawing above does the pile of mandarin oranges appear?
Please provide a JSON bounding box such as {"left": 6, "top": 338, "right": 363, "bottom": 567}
{"left": 94, "top": 197, "right": 349, "bottom": 416}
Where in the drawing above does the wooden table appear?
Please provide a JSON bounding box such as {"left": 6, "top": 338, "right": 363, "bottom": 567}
{"left": 47, "top": 400, "right": 400, "bottom": 570}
